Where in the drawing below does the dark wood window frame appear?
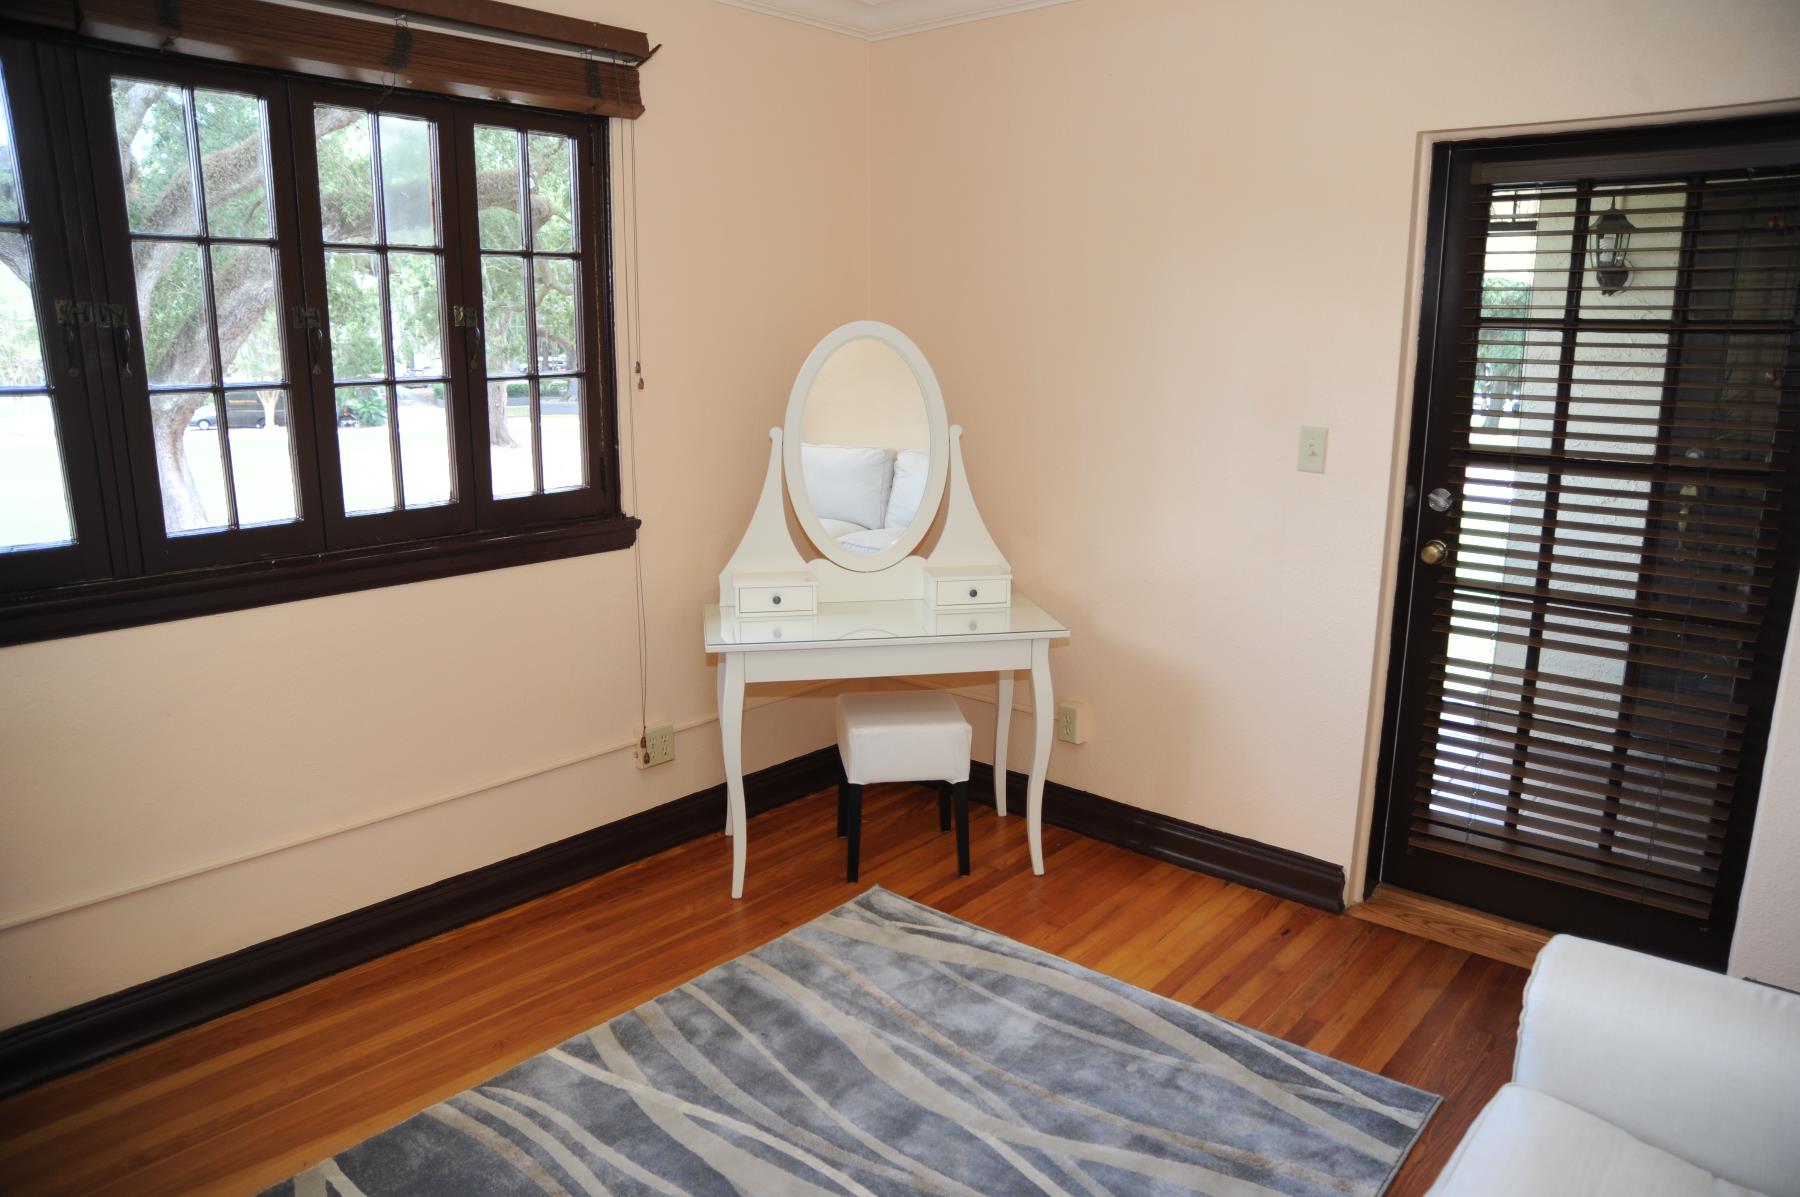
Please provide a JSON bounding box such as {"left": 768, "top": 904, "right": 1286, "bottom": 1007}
{"left": 0, "top": 32, "right": 636, "bottom": 648}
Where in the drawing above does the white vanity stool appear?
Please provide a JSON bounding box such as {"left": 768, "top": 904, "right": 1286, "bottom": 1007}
{"left": 835, "top": 691, "right": 972, "bottom": 883}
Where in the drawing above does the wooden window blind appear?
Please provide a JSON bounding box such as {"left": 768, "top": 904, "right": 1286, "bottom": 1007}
{"left": 1409, "top": 135, "right": 1800, "bottom": 925}
{"left": 8, "top": 0, "right": 650, "bottom": 118}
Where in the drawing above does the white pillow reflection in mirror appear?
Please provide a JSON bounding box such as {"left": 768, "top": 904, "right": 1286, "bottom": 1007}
{"left": 884, "top": 449, "right": 929, "bottom": 530}
{"left": 800, "top": 443, "right": 891, "bottom": 531}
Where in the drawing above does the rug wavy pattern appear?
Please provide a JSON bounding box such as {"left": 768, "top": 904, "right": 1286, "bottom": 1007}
{"left": 261, "top": 887, "right": 1438, "bottom": 1197}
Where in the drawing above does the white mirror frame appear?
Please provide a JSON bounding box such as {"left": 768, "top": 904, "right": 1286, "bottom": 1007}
{"left": 782, "top": 321, "right": 950, "bottom": 573}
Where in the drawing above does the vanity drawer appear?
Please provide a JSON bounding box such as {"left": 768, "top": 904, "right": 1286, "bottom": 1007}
{"left": 935, "top": 609, "right": 1013, "bottom": 635}
{"left": 933, "top": 577, "right": 1010, "bottom": 609}
{"left": 736, "top": 583, "right": 816, "bottom": 616}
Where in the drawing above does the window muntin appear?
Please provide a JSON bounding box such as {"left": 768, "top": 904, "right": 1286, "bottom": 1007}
{"left": 313, "top": 104, "right": 456, "bottom": 515}
{"left": 109, "top": 76, "right": 298, "bottom": 536}
{"left": 472, "top": 125, "right": 587, "bottom": 499}
{"left": 0, "top": 59, "right": 76, "bottom": 554}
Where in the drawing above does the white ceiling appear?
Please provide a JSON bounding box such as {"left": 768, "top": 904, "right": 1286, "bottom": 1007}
{"left": 714, "top": 0, "right": 1075, "bottom": 41}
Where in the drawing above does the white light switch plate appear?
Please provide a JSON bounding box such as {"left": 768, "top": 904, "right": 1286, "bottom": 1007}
{"left": 1298, "top": 426, "right": 1328, "bottom": 473}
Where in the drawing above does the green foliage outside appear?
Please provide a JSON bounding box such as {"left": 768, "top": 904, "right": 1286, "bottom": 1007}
{"left": 0, "top": 78, "right": 585, "bottom": 529}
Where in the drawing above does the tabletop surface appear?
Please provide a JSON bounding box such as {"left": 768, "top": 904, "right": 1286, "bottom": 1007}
{"left": 704, "top": 595, "right": 1067, "bottom": 652}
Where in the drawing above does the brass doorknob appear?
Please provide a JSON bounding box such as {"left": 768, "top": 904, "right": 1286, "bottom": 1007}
{"left": 1419, "top": 539, "right": 1449, "bottom": 566}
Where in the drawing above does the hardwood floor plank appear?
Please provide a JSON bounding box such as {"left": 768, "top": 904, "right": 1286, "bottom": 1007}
{"left": 0, "top": 785, "right": 1527, "bottom": 1197}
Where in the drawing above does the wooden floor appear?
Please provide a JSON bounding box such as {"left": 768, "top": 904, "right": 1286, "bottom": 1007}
{"left": 0, "top": 786, "right": 1529, "bottom": 1196}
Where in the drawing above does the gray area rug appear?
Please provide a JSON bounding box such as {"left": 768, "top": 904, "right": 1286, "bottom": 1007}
{"left": 261, "top": 887, "right": 1438, "bottom": 1196}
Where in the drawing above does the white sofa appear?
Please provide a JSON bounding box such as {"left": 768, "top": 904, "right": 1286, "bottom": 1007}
{"left": 1428, "top": 935, "right": 1800, "bottom": 1197}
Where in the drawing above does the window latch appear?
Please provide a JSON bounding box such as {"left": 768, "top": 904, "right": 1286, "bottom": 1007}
{"left": 290, "top": 306, "right": 323, "bottom": 373}
{"left": 54, "top": 300, "right": 132, "bottom": 376}
{"left": 453, "top": 305, "right": 484, "bottom": 369}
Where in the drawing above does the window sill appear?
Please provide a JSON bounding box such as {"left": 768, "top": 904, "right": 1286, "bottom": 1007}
{"left": 0, "top": 515, "right": 640, "bottom": 647}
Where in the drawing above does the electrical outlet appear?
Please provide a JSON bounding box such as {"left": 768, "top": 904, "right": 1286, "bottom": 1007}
{"left": 1298, "top": 425, "right": 1328, "bottom": 474}
{"left": 636, "top": 722, "right": 675, "bottom": 769}
{"left": 1056, "top": 700, "right": 1089, "bottom": 745}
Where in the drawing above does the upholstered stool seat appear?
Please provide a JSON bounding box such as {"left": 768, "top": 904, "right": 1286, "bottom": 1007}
{"left": 835, "top": 691, "right": 972, "bottom": 882}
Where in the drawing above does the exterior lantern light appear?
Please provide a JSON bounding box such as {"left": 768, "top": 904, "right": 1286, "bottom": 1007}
{"left": 1590, "top": 198, "right": 1635, "bottom": 296}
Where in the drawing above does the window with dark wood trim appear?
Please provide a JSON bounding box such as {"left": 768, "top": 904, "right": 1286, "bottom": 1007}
{"left": 0, "top": 34, "right": 634, "bottom": 646}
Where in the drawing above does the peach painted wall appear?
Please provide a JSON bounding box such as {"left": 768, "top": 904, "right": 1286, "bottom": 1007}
{"left": 0, "top": 0, "right": 870, "bottom": 1028}
{"left": 866, "top": 0, "right": 1800, "bottom": 981}
{"left": 6, "top": 0, "right": 1800, "bottom": 1028}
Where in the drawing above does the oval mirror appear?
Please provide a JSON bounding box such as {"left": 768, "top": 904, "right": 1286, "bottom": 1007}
{"left": 783, "top": 321, "right": 949, "bottom": 572}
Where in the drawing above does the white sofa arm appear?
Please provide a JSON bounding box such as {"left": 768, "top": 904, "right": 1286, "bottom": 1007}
{"left": 1515, "top": 935, "right": 1800, "bottom": 1197}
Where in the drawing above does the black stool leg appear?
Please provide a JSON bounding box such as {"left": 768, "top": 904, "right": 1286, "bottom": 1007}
{"left": 844, "top": 783, "right": 864, "bottom": 882}
{"left": 936, "top": 781, "right": 952, "bottom": 832}
{"left": 953, "top": 780, "right": 970, "bottom": 876}
{"left": 837, "top": 779, "right": 848, "bottom": 837}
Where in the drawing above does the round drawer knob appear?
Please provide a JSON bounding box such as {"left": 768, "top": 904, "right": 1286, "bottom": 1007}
{"left": 771, "top": 594, "right": 782, "bottom": 605}
{"left": 968, "top": 588, "right": 979, "bottom": 598}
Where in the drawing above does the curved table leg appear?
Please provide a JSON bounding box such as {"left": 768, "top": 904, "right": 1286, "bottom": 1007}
{"left": 720, "top": 652, "right": 747, "bottom": 897}
{"left": 994, "top": 671, "right": 1014, "bottom": 817}
{"left": 1027, "top": 639, "right": 1052, "bottom": 875}
{"left": 716, "top": 658, "right": 734, "bottom": 837}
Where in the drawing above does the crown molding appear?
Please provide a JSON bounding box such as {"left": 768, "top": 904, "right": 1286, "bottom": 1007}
{"left": 713, "top": 0, "right": 1074, "bottom": 42}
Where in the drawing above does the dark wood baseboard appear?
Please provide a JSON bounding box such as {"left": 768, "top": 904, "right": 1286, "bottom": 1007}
{"left": 1, "top": 747, "right": 1344, "bottom": 1097}
{"left": 0, "top": 745, "right": 841, "bottom": 1098}
{"left": 968, "top": 761, "right": 1346, "bottom": 913}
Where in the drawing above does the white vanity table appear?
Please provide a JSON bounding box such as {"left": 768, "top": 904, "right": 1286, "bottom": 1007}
{"left": 705, "top": 321, "right": 1069, "bottom": 898}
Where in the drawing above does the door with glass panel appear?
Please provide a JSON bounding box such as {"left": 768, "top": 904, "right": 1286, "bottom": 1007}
{"left": 82, "top": 52, "right": 323, "bottom": 567}
{"left": 1378, "top": 119, "right": 1800, "bottom": 967}
{"left": 0, "top": 39, "right": 115, "bottom": 589}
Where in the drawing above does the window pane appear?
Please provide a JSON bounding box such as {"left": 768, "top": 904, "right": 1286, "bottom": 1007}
{"left": 111, "top": 79, "right": 198, "bottom": 235}
{"left": 211, "top": 244, "right": 283, "bottom": 384}
{"left": 156, "top": 391, "right": 228, "bottom": 534}
{"left": 379, "top": 116, "right": 436, "bottom": 247}
{"left": 0, "top": 394, "right": 74, "bottom": 550}
{"left": 133, "top": 241, "right": 213, "bottom": 387}
{"left": 488, "top": 379, "right": 534, "bottom": 498}
{"left": 541, "top": 377, "right": 584, "bottom": 492}
{"left": 315, "top": 106, "right": 375, "bottom": 244}
{"left": 336, "top": 384, "right": 394, "bottom": 513}
{"left": 228, "top": 390, "right": 296, "bottom": 525}
{"left": 0, "top": 70, "right": 22, "bottom": 224}
{"left": 388, "top": 251, "right": 443, "bottom": 379}
{"left": 398, "top": 381, "right": 452, "bottom": 507}
{"left": 533, "top": 256, "right": 577, "bottom": 372}
{"left": 481, "top": 255, "right": 528, "bottom": 374}
{"left": 0, "top": 232, "right": 46, "bottom": 387}
{"left": 474, "top": 126, "right": 522, "bottom": 251}
{"left": 527, "top": 132, "right": 574, "bottom": 252}
{"left": 325, "top": 249, "right": 383, "bottom": 381}
{"left": 194, "top": 90, "right": 270, "bottom": 239}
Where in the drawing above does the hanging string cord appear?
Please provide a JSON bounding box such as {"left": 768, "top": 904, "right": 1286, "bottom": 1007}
{"left": 629, "top": 116, "right": 645, "bottom": 392}
{"left": 616, "top": 113, "right": 650, "bottom": 735}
